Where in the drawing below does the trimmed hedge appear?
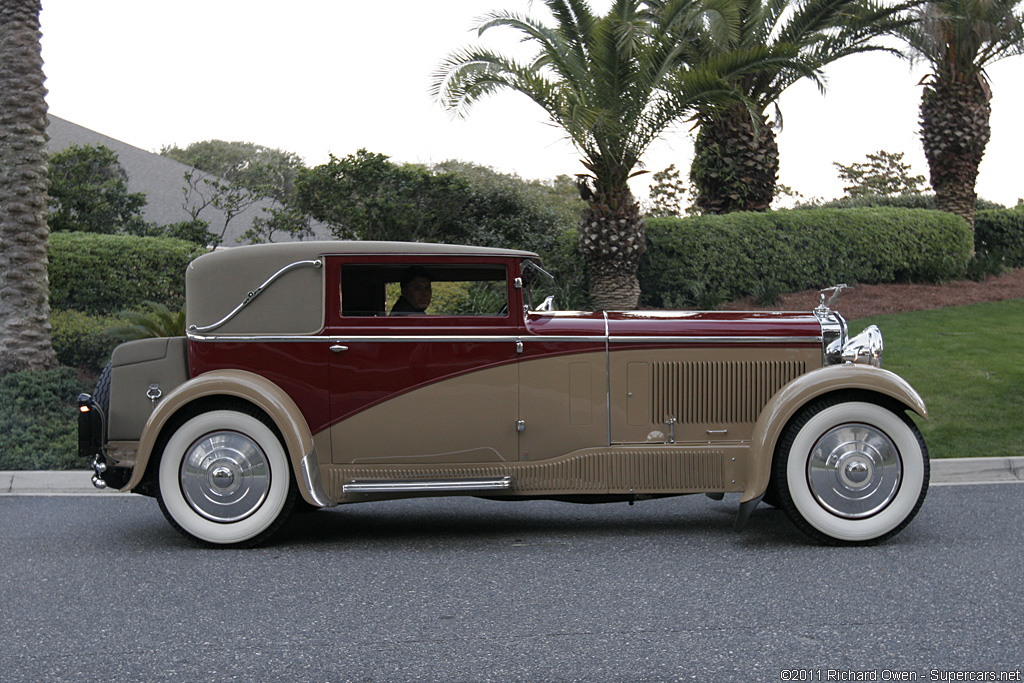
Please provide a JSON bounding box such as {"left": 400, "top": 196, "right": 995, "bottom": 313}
{"left": 639, "top": 208, "right": 973, "bottom": 307}
{"left": 0, "top": 367, "right": 89, "bottom": 470}
{"left": 49, "top": 309, "right": 124, "bottom": 373}
{"left": 975, "top": 207, "right": 1024, "bottom": 268}
{"left": 801, "top": 193, "right": 1005, "bottom": 212}
{"left": 49, "top": 232, "right": 204, "bottom": 316}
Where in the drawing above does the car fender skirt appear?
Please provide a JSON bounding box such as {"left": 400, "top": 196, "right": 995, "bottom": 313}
{"left": 125, "top": 369, "right": 325, "bottom": 506}
{"left": 740, "top": 364, "right": 928, "bottom": 504}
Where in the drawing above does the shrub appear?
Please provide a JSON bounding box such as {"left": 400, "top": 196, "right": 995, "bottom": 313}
{"left": 639, "top": 208, "right": 973, "bottom": 307}
{"left": 0, "top": 367, "right": 90, "bottom": 471}
{"left": 752, "top": 277, "right": 784, "bottom": 306}
{"left": 800, "top": 194, "right": 1005, "bottom": 212}
{"left": 49, "top": 309, "right": 124, "bottom": 373}
{"left": 974, "top": 208, "right": 1024, "bottom": 268}
{"left": 107, "top": 302, "right": 186, "bottom": 340}
{"left": 49, "top": 232, "right": 204, "bottom": 315}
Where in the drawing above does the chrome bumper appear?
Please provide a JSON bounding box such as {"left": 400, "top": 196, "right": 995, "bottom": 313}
{"left": 77, "top": 393, "right": 128, "bottom": 490}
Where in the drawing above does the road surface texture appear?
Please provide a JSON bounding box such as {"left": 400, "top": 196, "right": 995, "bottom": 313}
{"left": 1, "top": 484, "right": 1020, "bottom": 682}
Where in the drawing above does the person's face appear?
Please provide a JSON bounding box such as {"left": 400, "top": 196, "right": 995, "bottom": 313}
{"left": 402, "top": 276, "right": 432, "bottom": 311}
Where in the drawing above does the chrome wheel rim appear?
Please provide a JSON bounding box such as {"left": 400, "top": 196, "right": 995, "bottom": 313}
{"left": 180, "top": 430, "right": 270, "bottom": 523}
{"left": 807, "top": 422, "right": 902, "bottom": 519}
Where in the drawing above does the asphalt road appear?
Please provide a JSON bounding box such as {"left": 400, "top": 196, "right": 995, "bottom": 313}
{"left": 1, "top": 485, "right": 1021, "bottom": 683}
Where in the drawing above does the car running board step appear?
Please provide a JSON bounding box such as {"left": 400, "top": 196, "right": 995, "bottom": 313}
{"left": 342, "top": 476, "right": 513, "bottom": 494}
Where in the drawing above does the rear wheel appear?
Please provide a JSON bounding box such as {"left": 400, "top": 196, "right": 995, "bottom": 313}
{"left": 157, "top": 409, "right": 295, "bottom": 547}
{"left": 93, "top": 362, "right": 111, "bottom": 417}
{"left": 774, "top": 399, "right": 928, "bottom": 544}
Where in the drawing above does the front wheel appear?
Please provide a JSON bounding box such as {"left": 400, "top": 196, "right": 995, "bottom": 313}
{"left": 157, "top": 409, "right": 295, "bottom": 547}
{"left": 774, "top": 399, "right": 929, "bottom": 545}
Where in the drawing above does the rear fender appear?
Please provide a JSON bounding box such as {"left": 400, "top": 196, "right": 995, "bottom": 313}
{"left": 123, "top": 369, "right": 332, "bottom": 507}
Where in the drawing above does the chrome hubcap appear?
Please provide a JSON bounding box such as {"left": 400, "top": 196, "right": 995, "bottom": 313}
{"left": 180, "top": 430, "right": 270, "bottom": 523}
{"left": 807, "top": 423, "right": 902, "bottom": 519}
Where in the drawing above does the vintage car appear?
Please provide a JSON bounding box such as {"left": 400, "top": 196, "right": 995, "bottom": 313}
{"left": 79, "top": 241, "right": 929, "bottom": 547}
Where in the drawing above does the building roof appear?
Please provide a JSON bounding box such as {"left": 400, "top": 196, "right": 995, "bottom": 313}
{"left": 45, "top": 115, "right": 330, "bottom": 244}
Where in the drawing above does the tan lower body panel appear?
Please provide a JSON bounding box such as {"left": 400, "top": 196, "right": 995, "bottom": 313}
{"left": 322, "top": 444, "right": 750, "bottom": 503}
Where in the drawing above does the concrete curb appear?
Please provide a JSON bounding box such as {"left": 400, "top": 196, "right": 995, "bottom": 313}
{"left": 0, "top": 470, "right": 130, "bottom": 496}
{"left": 3, "top": 457, "right": 1023, "bottom": 496}
{"left": 929, "top": 456, "right": 1024, "bottom": 486}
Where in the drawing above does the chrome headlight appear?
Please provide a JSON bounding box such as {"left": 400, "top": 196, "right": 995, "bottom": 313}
{"left": 841, "top": 325, "right": 884, "bottom": 367}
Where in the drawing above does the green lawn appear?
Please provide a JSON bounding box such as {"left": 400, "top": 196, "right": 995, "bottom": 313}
{"left": 849, "top": 298, "right": 1024, "bottom": 459}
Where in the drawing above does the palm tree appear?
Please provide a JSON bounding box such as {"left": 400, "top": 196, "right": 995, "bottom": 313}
{"left": 0, "top": 0, "right": 58, "bottom": 375}
{"left": 675, "top": 0, "right": 911, "bottom": 214}
{"left": 433, "top": 0, "right": 770, "bottom": 309}
{"left": 899, "top": 0, "right": 1024, "bottom": 228}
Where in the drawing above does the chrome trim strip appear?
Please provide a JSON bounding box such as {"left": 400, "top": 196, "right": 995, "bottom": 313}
{"left": 603, "top": 312, "right": 612, "bottom": 448}
{"left": 610, "top": 336, "right": 820, "bottom": 344}
{"left": 300, "top": 450, "right": 336, "bottom": 507}
{"left": 188, "top": 259, "right": 323, "bottom": 333}
{"left": 342, "top": 476, "right": 513, "bottom": 494}
{"left": 187, "top": 333, "right": 605, "bottom": 343}
{"left": 187, "top": 333, "right": 818, "bottom": 344}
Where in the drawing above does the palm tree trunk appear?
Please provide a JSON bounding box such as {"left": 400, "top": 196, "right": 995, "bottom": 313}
{"left": 691, "top": 105, "right": 779, "bottom": 214}
{"left": 0, "top": 0, "right": 58, "bottom": 375}
{"left": 919, "top": 78, "right": 991, "bottom": 229}
{"left": 578, "top": 185, "right": 645, "bottom": 310}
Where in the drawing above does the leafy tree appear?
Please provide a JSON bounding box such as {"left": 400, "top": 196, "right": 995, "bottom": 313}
{"left": 897, "top": 0, "right": 1024, "bottom": 228}
{"left": 0, "top": 0, "right": 57, "bottom": 375}
{"left": 161, "top": 140, "right": 305, "bottom": 203}
{"left": 432, "top": 0, "right": 770, "bottom": 309}
{"left": 663, "top": 0, "right": 910, "bottom": 214}
{"left": 645, "top": 164, "right": 689, "bottom": 217}
{"left": 432, "top": 160, "right": 582, "bottom": 253}
{"left": 294, "top": 149, "right": 476, "bottom": 243}
{"left": 180, "top": 168, "right": 264, "bottom": 246}
{"left": 833, "top": 150, "right": 927, "bottom": 198}
{"left": 240, "top": 206, "right": 317, "bottom": 245}
{"left": 47, "top": 144, "right": 149, "bottom": 234}
{"left": 151, "top": 218, "right": 217, "bottom": 246}
{"left": 294, "top": 151, "right": 581, "bottom": 254}
{"left": 165, "top": 140, "right": 314, "bottom": 245}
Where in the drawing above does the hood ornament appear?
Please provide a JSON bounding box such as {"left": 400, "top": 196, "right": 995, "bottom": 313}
{"left": 816, "top": 284, "right": 851, "bottom": 313}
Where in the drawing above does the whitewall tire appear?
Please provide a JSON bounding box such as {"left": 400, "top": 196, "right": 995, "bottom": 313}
{"left": 157, "top": 410, "right": 294, "bottom": 546}
{"left": 776, "top": 399, "right": 929, "bottom": 544}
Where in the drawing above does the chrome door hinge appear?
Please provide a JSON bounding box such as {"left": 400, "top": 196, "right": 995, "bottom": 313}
{"left": 516, "top": 420, "right": 526, "bottom": 432}
{"left": 516, "top": 341, "right": 523, "bottom": 354}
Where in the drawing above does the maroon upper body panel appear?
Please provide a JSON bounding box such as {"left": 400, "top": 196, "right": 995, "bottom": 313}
{"left": 605, "top": 310, "right": 822, "bottom": 340}
{"left": 188, "top": 339, "right": 334, "bottom": 433}
{"left": 187, "top": 249, "right": 824, "bottom": 433}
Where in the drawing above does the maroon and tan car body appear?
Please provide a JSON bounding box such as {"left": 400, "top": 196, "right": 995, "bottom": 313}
{"left": 82, "top": 241, "right": 927, "bottom": 542}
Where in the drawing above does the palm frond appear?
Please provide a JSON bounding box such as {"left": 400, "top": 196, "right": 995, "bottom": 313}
{"left": 107, "top": 302, "right": 186, "bottom": 341}
{"left": 898, "top": 0, "right": 1024, "bottom": 81}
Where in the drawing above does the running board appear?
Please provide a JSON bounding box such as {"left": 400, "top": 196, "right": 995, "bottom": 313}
{"left": 342, "top": 476, "right": 514, "bottom": 494}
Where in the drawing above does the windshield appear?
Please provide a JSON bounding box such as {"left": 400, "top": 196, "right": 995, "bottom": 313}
{"left": 521, "top": 259, "right": 557, "bottom": 311}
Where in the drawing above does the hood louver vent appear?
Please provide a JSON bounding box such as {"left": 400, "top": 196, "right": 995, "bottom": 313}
{"left": 652, "top": 360, "right": 806, "bottom": 424}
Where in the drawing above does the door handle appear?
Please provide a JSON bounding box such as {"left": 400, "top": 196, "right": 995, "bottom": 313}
{"left": 330, "top": 345, "right": 349, "bottom": 353}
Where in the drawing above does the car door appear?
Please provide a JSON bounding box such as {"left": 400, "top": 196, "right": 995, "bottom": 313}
{"left": 324, "top": 256, "right": 521, "bottom": 466}
{"left": 516, "top": 310, "right": 609, "bottom": 462}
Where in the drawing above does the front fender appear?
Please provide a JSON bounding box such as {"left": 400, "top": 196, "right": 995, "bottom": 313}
{"left": 742, "top": 364, "right": 927, "bottom": 504}
{"left": 123, "top": 369, "right": 332, "bottom": 506}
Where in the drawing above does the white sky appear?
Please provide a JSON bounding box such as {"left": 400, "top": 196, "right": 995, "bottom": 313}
{"left": 39, "top": 0, "right": 1024, "bottom": 208}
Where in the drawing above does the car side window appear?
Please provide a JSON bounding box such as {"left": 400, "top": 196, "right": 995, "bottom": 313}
{"left": 340, "top": 264, "right": 509, "bottom": 318}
